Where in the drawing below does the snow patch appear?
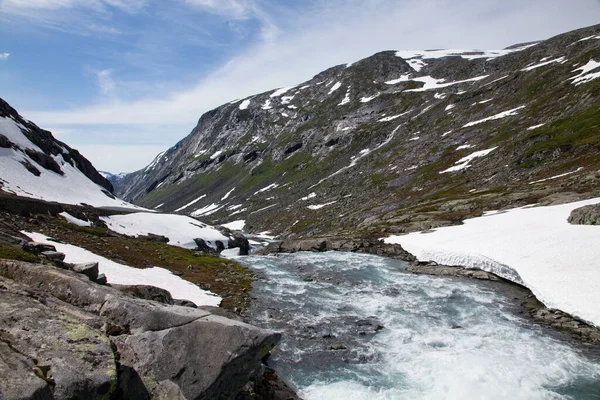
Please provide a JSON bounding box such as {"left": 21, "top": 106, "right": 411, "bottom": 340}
{"left": 529, "top": 167, "right": 584, "bottom": 184}
{"left": 191, "top": 203, "right": 222, "bottom": 217}
{"left": 59, "top": 212, "right": 92, "bottom": 227}
{"left": 221, "top": 188, "right": 235, "bottom": 201}
{"left": 569, "top": 59, "right": 600, "bottom": 85}
{"left": 328, "top": 82, "right": 342, "bottom": 95}
{"left": 521, "top": 57, "right": 566, "bottom": 71}
{"left": 270, "top": 87, "right": 294, "bottom": 97}
{"left": 385, "top": 197, "right": 600, "bottom": 327}
{"left": 527, "top": 124, "right": 546, "bottom": 131}
{"left": 24, "top": 231, "right": 221, "bottom": 306}
{"left": 238, "top": 98, "right": 251, "bottom": 110}
{"left": 174, "top": 195, "right": 206, "bottom": 212}
{"left": 440, "top": 147, "right": 498, "bottom": 173}
{"left": 300, "top": 192, "right": 317, "bottom": 201}
{"left": 221, "top": 220, "right": 245, "bottom": 231}
{"left": 360, "top": 93, "right": 380, "bottom": 103}
{"left": 254, "top": 183, "right": 279, "bottom": 195}
{"left": 463, "top": 106, "right": 526, "bottom": 127}
{"left": 308, "top": 201, "right": 336, "bottom": 210}
{"left": 101, "top": 212, "right": 227, "bottom": 249}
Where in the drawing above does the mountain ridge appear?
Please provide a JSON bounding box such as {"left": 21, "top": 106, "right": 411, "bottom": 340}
{"left": 114, "top": 23, "right": 600, "bottom": 238}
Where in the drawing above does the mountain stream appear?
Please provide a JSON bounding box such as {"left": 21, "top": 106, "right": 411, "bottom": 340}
{"left": 240, "top": 252, "right": 600, "bottom": 400}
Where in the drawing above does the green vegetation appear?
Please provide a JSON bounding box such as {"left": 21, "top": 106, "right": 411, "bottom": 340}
{"left": 58, "top": 220, "right": 108, "bottom": 237}
{"left": 518, "top": 105, "right": 600, "bottom": 167}
{"left": 0, "top": 245, "right": 41, "bottom": 263}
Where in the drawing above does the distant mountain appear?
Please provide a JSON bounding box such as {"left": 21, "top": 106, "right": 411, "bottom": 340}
{"left": 0, "top": 98, "right": 139, "bottom": 209}
{"left": 98, "top": 171, "right": 128, "bottom": 185}
{"left": 114, "top": 24, "right": 600, "bottom": 237}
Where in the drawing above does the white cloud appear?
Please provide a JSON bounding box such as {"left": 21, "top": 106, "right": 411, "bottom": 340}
{"left": 0, "top": 53, "right": 9, "bottom": 60}
{"left": 182, "top": 0, "right": 253, "bottom": 19}
{"left": 3, "top": 0, "right": 147, "bottom": 13}
{"left": 96, "top": 69, "right": 116, "bottom": 96}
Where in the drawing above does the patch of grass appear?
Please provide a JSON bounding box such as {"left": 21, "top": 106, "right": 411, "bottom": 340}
{"left": 517, "top": 105, "right": 600, "bottom": 167}
{"left": 0, "top": 245, "right": 41, "bottom": 263}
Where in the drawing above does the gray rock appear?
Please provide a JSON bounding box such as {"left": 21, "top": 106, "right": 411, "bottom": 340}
{"left": 173, "top": 299, "right": 197, "bottom": 308}
{"left": 112, "top": 284, "right": 174, "bottom": 304}
{"left": 113, "top": 314, "right": 280, "bottom": 400}
{"left": 22, "top": 242, "right": 56, "bottom": 255}
{"left": 137, "top": 233, "right": 170, "bottom": 243}
{"left": 568, "top": 203, "right": 600, "bottom": 225}
{"left": 40, "top": 251, "right": 66, "bottom": 262}
{"left": 71, "top": 262, "right": 99, "bottom": 281}
{"left": 0, "top": 133, "right": 11, "bottom": 148}
{"left": 256, "top": 237, "right": 416, "bottom": 261}
{"left": 0, "top": 276, "right": 117, "bottom": 400}
{"left": 96, "top": 272, "right": 107, "bottom": 285}
{"left": 228, "top": 232, "right": 250, "bottom": 255}
{"left": 0, "top": 259, "right": 281, "bottom": 398}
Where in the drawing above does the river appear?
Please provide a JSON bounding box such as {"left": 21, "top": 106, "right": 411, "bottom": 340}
{"left": 239, "top": 252, "right": 600, "bottom": 400}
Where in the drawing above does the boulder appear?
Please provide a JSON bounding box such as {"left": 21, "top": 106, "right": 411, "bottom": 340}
{"left": 112, "top": 284, "right": 174, "bottom": 305}
{"left": 112, "top": 314, "right": 280, "bottom": 400}
{"left": 71, "top": 262, "right": 99, "bottom": 282}
{"left": 22, "top": 241, "right": 56, "bottom": 255}
{"left": 228, "top": 233, "right": 251, "bottom": 255}
{"left": 194, "top": 238, "right": 218, "bottom": 254}
{"left": 0, "top": 259, "right": 281, "bottom": 398}
{"left": 0, "top": 276, "right": 117, "bottom": 400}
{"left": 40, "top": 250, "right": 66, "bottom": 262}
{"left": 96, "top": 273, "right": 107, "bottom": 285}
{"left": 137, "top": 233, "right": 170, "bottom": 243}
{"left": 568, "top": 203, "right": 600, "bottom": 225}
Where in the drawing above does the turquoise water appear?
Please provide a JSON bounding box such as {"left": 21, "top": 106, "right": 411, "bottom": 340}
{"left": 241, "top": 252, "right": 600, "bottom": 400}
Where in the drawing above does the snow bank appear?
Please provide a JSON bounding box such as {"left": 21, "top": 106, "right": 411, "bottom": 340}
{"left": 385, "top": 198, "right": 600, "bottom": 327}
{"left": 59, "top": 212, "right": 92, "bottom": 227}
{"left": 100, "top": 212, "right": 228, "bottom": 249}
{"left": 23, "top": 232, "right": 221, "bottom": 307}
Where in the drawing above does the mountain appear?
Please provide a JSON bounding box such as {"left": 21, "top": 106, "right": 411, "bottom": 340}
{"left": 98, "top": 170, "right": 128, "bottom": 185}
{"left": 114, "top": 24, "right": 600, "bottom": 238}
{"left": 0, "top": 97, "right": 141, "bottom": 209}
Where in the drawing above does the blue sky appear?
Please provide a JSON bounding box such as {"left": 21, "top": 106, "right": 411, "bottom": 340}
{"left": 1, "top": 0, "right": 600, "bottom": 173}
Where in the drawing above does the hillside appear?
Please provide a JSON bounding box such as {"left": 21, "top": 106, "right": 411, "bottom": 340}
{"left": 0, "top": 97, "right": 146, "bottom": 209}
{"left": 115, "top": 24, "right": 600, "bottom": 238}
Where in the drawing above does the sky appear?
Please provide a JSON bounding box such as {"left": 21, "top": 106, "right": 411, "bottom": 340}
{"left": 1, "top": 0, "right": 600, "bottom": 173}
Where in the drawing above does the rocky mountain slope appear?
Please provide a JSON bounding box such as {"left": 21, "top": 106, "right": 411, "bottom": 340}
{"left": 0, "top": 98, "right": 142, "bottom": 209}
{"left": 115, "top": 24, "right": 600, "bottom": 238}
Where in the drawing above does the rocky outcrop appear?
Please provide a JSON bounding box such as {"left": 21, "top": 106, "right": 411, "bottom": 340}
{"left": 568, "top": 203, "right": 600, "bottom": 225}
{"left": 408, "top": 261, "right": 499, "bottom": 280}
{"left": 255, "top": 237, "right": 416, "bottom": 262}
{"left": 0, "top": 259, "right": 280, "bottom": 399}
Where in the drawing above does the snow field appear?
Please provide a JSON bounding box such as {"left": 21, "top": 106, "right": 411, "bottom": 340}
{"left": 385, "top": 198, "right": 600, "bottom": 327}
{"left": 24, "top": 231, "right": 222, "bottom": 306}
{"left": 100, "top": 212, "right": 228, "bottom": 249}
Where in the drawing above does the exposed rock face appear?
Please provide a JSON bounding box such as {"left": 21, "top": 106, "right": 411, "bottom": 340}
{"left": 568, "top": 203, "right": 600, "bottom": 225}
{"left": 0, "top": 98, "right": 113, "bottom": 193}
{"left": 256, "top": 237, "right": 416, "bottom": 262}
{"left": 0, "top": 259, "right": 280, "bottom": 399}
{"left": 114, "top": 25, "right": 600, "bottom": 238}
{"left": 0, "top": 276, "right": 116, "bottom": 400}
